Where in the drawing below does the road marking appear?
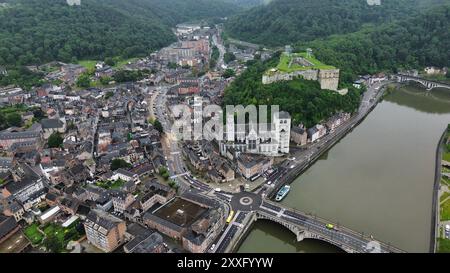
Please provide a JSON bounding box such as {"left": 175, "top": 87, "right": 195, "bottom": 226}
{"left": 170, "top": 172, "right": 189, "bottom": 178}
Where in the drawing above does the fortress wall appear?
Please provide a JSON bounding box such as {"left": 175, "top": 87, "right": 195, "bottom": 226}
{"left": 262, "top": 68, "right": 340, "bottom": 92}
{"left": 318, "top": 69, "right": 340, "bottom": 91}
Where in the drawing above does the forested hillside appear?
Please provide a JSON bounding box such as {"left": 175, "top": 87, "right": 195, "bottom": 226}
{"left": 0, "top": 0, "right": 238, "bottom": 66}
{"left": 225, "top": 0, "right": 449, "bottom": 46}
{"left": 302, "top": 4, "right": 450, "bottom": 82}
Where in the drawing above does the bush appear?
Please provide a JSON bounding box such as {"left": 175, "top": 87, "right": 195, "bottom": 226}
{"left": 110, "top": 158, "right": 131, "bottom": 171}
{"left": 47, "top": 132, "right": 63, "bottom": 148}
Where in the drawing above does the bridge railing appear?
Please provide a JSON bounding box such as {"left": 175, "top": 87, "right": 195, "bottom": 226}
{"left": 262, "top": 200, "right": 406, "bottom": 253}
{"left": 397, "top": 74, "right": 450, "bottom": 87}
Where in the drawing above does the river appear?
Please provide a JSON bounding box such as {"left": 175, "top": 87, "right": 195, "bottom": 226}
{"left": 238, "top": 85, "right": 450, "bottom": 253}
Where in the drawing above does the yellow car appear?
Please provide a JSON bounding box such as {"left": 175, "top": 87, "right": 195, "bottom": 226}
{"left": 326, "top": 224, "right": 334, "bottom": 230}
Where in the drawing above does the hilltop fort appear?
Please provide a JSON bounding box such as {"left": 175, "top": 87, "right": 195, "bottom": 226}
{"left": 262, "top": 47, "right": 347, "bottom": 94}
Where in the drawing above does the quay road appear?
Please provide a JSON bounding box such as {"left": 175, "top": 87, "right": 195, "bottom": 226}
{"left": 265, "top": 80, "right": 392, "bottom": 198}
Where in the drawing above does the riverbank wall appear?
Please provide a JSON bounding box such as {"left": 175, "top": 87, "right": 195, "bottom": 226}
{"left": 431, "top": 126, "right": 447, "bottom": 252}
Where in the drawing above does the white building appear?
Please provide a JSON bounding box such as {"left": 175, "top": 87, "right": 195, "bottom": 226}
{"left": 220, "top": 111, "right": 291, "bottom": 157}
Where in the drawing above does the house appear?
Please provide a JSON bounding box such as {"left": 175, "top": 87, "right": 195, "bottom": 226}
{"left": 353, "top": 79, "right": 365, "bottom": 89}
{"left": 112, "top": 191, "right": 135, "bottom": 214}
{"left": 95, "top": 66, "right": 114, "bottom": 78}
{"left": 217, "top": 163, "right": 235, "bottom": 182}
{"left": 57, "top": 196, "right": 80, "bottom": 215}
{"left": 307, "top": 124, "right": 326, "bottom": 142}
{"left": 95, "top": 193, "right": 114, "bottom": 212}
{"left": 2, "top": 199, "right": 25, "bottom": 222}
{"left": 0, "top": 130, "right": 41, "bottom": 150}
{"left": 207, "top": 169, "right": 222, "bottom": 183}
{"left": 84, "top": 209, "right": 127, "bottom": 252}
{"left": 111, "top": 168, "right": 139, "bottom": 184}
{"left": 370, "top": 73, "right": 388, "bottom": 84}
{"left": 177, "top": 82, "right": 200, "bottom": 95}
{"left": 129, "top": 163, "right": 154, "bottom": 178}
{"left": 237, "top": 154, "right": 273, "bottom": 180}
{"left": 0, "top": 215, "right": 20, "bottom": 245}
{"left": 41, "top": 118, "right": 66, "bottom": 139}
{"left": 143, "top": 196, "right": 225, "bottom": 253}
{"left": 291, "top": 126, "right": 307, "bottom": 146}
{"left": 326, "top": 113, "right": 350, "bottom": 132}
{"left": 0, "top": 157, "right": 13, "bottom": 173}
{"left": 424, "top": 66, "right": 448, "bottom": 75}
{"left": 38, "top": 206, "right": 61, "bottom": 224}
{"left": 123, "top": 223, "right": 167, "bottom": 253}
{"left": 2, "top": 176, "right": 46, "bottom": 211}
{"left": 66, "top": 162, "right": 91, "bottom": 184}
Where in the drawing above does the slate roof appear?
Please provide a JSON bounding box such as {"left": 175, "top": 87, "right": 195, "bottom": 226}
{"left": 0, "top": 215, "right": 18, "bottom": 240}
{"left": 41, "top": 118, "right": 64, "bottom": 129}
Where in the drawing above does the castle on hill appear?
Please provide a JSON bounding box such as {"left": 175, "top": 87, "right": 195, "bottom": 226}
{"left": 262, "top": 47, "right": 347, "bottom": 95}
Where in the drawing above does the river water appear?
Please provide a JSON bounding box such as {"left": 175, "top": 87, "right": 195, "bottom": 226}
{"left": 238, "top": 85, "right": 450, "bottom": 253}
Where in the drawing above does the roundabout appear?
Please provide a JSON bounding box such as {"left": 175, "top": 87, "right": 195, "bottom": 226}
{"left": 230, "top": 191, "right": 263, "bottom": 212}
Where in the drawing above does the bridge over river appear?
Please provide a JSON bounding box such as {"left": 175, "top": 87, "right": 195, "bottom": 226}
{"left": 214, "top": 192, "right": 406, "bottom": 253}
{"left": 394, "top": 74, "right": 450, "bottom": 91}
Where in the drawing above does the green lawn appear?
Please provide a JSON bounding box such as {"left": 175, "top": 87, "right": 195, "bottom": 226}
{"left": 0, "top": 104, "right": 29, "bottom": 115}
{"left": 114, "top": 58, "right": 137, "bottom": 68}
{"left": 95, "top": 179, "right": 125, "bottom": 190}
{"left": 440, "top": 199, "right": 450, "bottom": 221}
{"left": 78, "top": 58, "right": 137, "bottom": 71}
{"left": 43, "top": 223, "right": 66, "bottom": 242}
{"left": 440, "top": 192, "right": 450, "bottom": 203}
{"left": 24, "top": 223, "right": 44, "bottom": 245}
{"left": 438, "top": 238, "right": 450, "bottom": 253}
{"left": 77, "top": 60, "right": 97, "bottom": 70}
{"left": 443, "top": 175, "right": 450, "bottom": 186}
{"left": 443, "top": 152, "right": 450, "bottom": 162}
{"left": 275, "top": 52, "right": 335, "bottom": 73}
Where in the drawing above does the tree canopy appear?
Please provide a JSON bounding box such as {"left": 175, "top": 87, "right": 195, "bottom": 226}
{"left": 48, "top": 132, "right": 63, "bottom": 148}
{"left": 300, "top": 4, "right": 450, "bottom": 81}
{"left": 0, "top": 0, "right": 238, "bottom": 68}
{"left": 225, "top": 0, "right": 448, "bottom": 46}
{"left": 110, "top": 158, "right": 132, "bottom": 171}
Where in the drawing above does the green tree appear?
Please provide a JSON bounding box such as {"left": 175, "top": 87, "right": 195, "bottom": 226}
{"left": 6, "top": 113, "right": 22, "bottom": 127}
{"left": 44, "top": 234, "right": 64, "bottom": 253}
{"left": 76, "top": 73, "right": 91, "bottom": 88}
{"left": 99, "top": 76, "right": 112, "bottom": 85}
{"left": 48, "top": 132, "right": 63, "bottom": 148}
{"left": 110, "top": 158, "right": 131, "bottom": 171}
{"left": 104, "top": 57, "right": 116, "bottom": 67}
{"left": 159, "top": 167, "right": 170, "bottom": 180}
{"left": 224, "top": 52, "right": 236, "bottom": 64}
{"left": 167, "top": 62, "right": 178, "bottom": 69}
{"left": 32, "top": 108, "right": 46, "bottom": 121}
{"left": 0, "top": 112, "right": 6, "bottom": 130}
{"left": 153, "top": 119, "right": 164, "bottom": 133}
{"left": 222, "top": 68, "right": 235, "bottom": 79}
